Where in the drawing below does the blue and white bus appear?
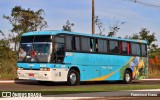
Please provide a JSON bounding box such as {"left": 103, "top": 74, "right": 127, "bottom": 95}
{"left": 17, "top": 30, "right": 148, "bottom": 85}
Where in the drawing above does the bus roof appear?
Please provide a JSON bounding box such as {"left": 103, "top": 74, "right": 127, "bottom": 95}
{"left": 22, "top": 30, "right": 147, "bottom": 43}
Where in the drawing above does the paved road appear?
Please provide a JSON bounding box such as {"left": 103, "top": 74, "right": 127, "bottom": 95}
{"left": 0, "top": 80, "right": 159, "bottom": 91}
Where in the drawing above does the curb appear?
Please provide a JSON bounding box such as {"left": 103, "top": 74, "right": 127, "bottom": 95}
{"left": 141, "top": 79, "right": 160, "bottom": 81}
{"left": 127, "top": 89, "right": 160, "bottom": 91}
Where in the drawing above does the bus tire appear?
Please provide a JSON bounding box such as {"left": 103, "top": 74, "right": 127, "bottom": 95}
{"left": 123, "top": 70, "right": 132, "bottom": 84}
{"left": 67, "top": 69, "right": 80, "bottom": 86}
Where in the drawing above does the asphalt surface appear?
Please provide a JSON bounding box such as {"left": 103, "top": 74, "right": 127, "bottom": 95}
{"left": 0, "top": 80, "right": 160, "bottom": 91}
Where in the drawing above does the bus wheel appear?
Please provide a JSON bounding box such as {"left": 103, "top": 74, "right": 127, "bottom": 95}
{"left": 123, "top": 70, "right": 132, "bottom": 84}
{"left": 67, "top": 69, "right": 80, "bottom": 86}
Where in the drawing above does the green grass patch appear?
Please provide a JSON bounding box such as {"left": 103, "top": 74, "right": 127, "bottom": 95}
{"left": 41, "top": 85, "right": 160, "bottom": 92}
{"left": 0, "top": 73, "right": 17, "bottom": 80}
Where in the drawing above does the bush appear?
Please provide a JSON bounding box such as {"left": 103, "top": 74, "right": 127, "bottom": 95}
{"left": 0, "top": 44, "right": 18, "bottom": 79}
{"left": 148, "top": 49, "right": 160, "bottom": 77}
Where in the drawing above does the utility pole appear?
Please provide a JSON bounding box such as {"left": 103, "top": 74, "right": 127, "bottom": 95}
{"left": 92, "top": 0, "right": 95, "bottom": 34}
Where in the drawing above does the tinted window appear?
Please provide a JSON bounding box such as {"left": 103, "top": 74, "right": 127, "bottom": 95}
{"left": 55, "top": 37, "right": 64, "bottom": 43}
{"left": 131, "top": 43, "right": 140, "bottom": 55}
{"left": 55, "top": 43, "right": 65, "bottom": 55}
{"left": 127, "top": 42, "right": 131, "bottom": 54}
{"left": 66, "top": 36, "right": 72, "bottom": 50}
{"left": 81, "top": 37, "right": 90, "bottom": 52}
{"left": 54, "top": 37, "right": 65, "bottom": 55}
{"left": 34, "top": 35, "right": 52, "bottom": 42}
{"left": 141, "top": 44, "right": 147, "bottom": 56}
{"left": 54, "top": 43, "right": 65, "bottom": 63}
{"left": 20, "top": 36, "right": 34, "bottom": 43}
{"left": 121, "top": 42, "right": 128, "bottom": 54}
{"left": 66, "top": 36, "right": 80, "bottom": 51}
{"left": 109, "top": 40, "right": 119, "bottom": 53}
{"left": 75, "top": 37, "right": 80, "bottom": 51}
{"left": 98, "top": 39, "right": 107, "bottom": 53}
{"left": 90, "top": 38, "right": 94, "bottom": 52}
{"left": 53, "top": 37, "right": 65, "bottom": 63}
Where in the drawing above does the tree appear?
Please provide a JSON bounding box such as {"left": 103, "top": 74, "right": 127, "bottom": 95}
{"left": 0, "top": 30, "right": 5, "bottom": 39}
{"left": 129, "top": 33, "right": 139, "bottom": 39}
{"left": 95, "top": 16, "right": 105, "bottom": 35}
{"left": 94, "top": 16, "right": 125, "bottom": 36}
{"left": 0, "top": 30, "right": 2, "bottom": 34}
{"left": 150, "top": 44, "right": 158, "bottom": 52}
{"left": 0, "top": 30, "right": 10, "bottom": 48}
{"left": 108, "top": 19, "right": 126, "bottom": 37}
{"left": 3, "top": 6, "right": 48, "bottom": 51}
{"left": 129, "top": 28, "right": 157, "bottom": 50}
{"left": 63, "top": 20, "right": 74, "bottom": 32}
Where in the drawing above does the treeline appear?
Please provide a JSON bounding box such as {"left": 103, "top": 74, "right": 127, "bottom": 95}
{"left": 0, "top": 6, "right": 47, "bottom": 79}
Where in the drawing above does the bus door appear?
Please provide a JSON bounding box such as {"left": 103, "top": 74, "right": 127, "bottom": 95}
{"left": 53, "top": 36, "right": 65, "bottom": 63}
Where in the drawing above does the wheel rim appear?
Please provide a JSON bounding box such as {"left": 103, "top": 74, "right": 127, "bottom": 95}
{"left": 70, "top": 73, "right": 76, "bottom": 84}
{"left": 125, "top": 73, "right": 130, "bottom": 82}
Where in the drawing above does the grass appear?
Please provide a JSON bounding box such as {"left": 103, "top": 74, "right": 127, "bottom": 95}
{"left": 0, "top": 73, "right": 17, "bottom": 80}
{"left": 0, "top": 60, "right": 17, "bottom": 80}
{"left": 0, "top": 64, "right": 17, "bottom": 80}
{"left": 41, "top": 85, "right": 160, "bottom": 92}
{"left": 35, "top": 84, "right": 160, "bottom": 96}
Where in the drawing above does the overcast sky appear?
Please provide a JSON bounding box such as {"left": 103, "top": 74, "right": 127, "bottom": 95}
{"left": 0, "top": 0, "right": 160, "bottom": 46}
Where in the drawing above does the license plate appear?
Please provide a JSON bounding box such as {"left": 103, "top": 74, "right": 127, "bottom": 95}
{"left": 30, "top": 78, "right": 36, "bottom": 80}
{"left": 28, "top": 73, "right": 34, "bottom": 77}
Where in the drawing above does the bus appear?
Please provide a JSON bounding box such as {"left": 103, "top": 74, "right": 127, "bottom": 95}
{"left": 17, "top": 30, "right": 148, "bottom": 85}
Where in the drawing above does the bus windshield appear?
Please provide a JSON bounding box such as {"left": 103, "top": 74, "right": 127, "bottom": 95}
{"left": 18, "top": 42, "right": 52, "bottom": 63}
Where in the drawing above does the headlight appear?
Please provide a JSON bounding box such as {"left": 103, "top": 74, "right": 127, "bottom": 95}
{"left": 18, "top": 68, "right": 23, "bottom": 70}
{"left": 40, "top": 68, "right": 50, "bottom": 71}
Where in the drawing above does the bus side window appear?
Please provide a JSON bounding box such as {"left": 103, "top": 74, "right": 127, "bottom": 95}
{"left": 98, "top": 39, "right": 107, "bottom": 53}
{"left": 66, "top": 36, "right": 80, "bottom": 51}
{"left": 109, "top": 40, "right": 119, "bottom": 54}
{"left": 66, "top": 36, "right": 72, "bottom": 51}
{"left": 81, "top": 37, "right": 90, "bottom": 52}
{"left": 75, "top": 37, "right": 80, "bottom": 51}
{"left": 141, "top": 44, "right": 147, "bottom": 56}
{"left": 127, "top": 42, "right": 131, "bottom": 54}
{"left": 121, "top": 42, "right": 128, "bottom": 55}
{"left": 95, "top": 39, "right": 98, "bottom": 52}
{"left": 90, "top": 38, "right": 94, "bottom": 52}
{"left": 120, "top": 42, "right": 122, "bottom": 54}
{"left": 131, "top": 43, "right": 140, "bottom": 55}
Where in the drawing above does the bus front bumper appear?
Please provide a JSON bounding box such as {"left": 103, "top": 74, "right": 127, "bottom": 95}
{"left": 17, "top": 68, "right": 68, "bottom": 82}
